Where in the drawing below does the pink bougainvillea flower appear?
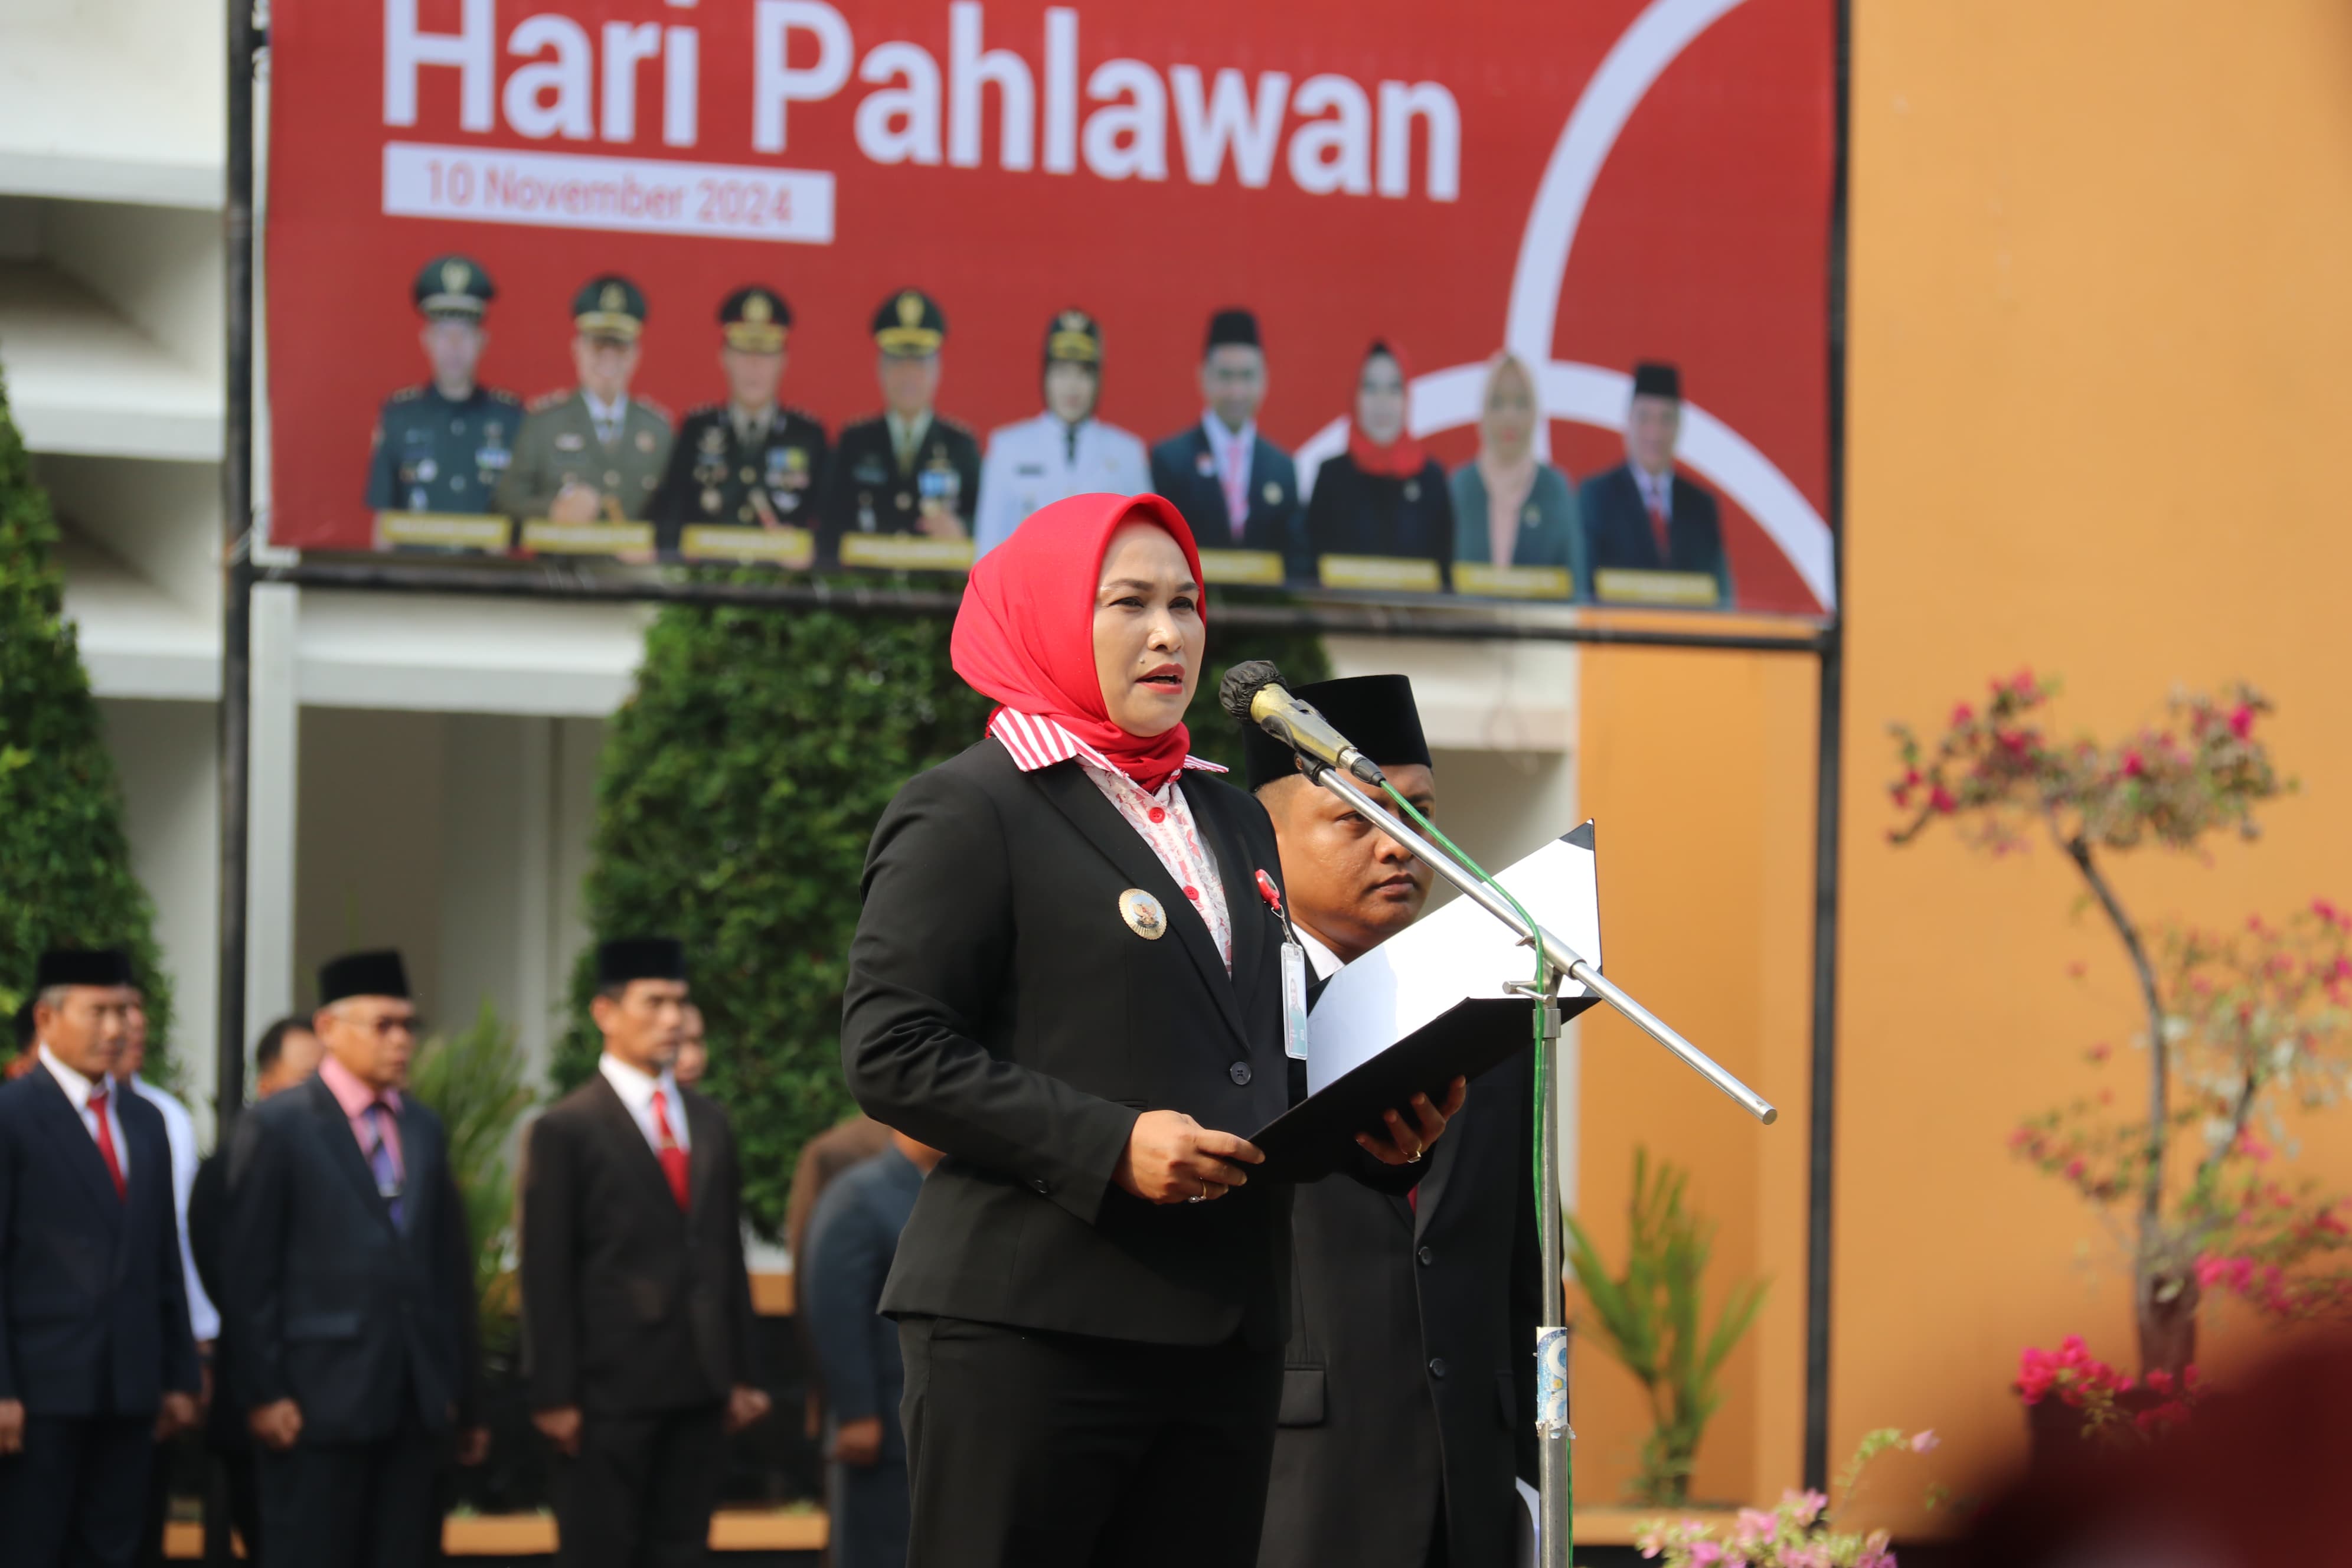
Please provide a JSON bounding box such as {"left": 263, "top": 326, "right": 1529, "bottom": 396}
{"left": 1929, "top": 785, "right": 1958, "bottom": 814}
{"left": 2229, "top": 704, "right": 2255, "bottom": 738}
{"left": 2121, "top": 749, "right": 2145, "bottom": 778}
{"left": 1909, "top": 1429, "right": 1939, "bottom": 1453}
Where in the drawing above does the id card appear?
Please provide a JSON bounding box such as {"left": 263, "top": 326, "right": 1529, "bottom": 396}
{"left": 1280, "top": 940, "right": 1311, "bottom": 1061}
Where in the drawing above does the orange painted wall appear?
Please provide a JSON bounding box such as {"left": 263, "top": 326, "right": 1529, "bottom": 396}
{"left": 1574, "top": 0, "right": 2352, "bottom": 1522}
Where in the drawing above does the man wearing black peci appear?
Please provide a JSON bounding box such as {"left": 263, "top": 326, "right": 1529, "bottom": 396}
{"left": 520, "top": 937, "right": 769, "bottom": 1568}
{"left": 0, "top": 947, "right": 202, "bottom": 1568}
{"left": 223, "top": 949, "right": 485, "bottom": 1567}
{"left": 1578, "top": 361, "right": 1735, "bottom": 605}
{"left": 1247, "top": 677, "right": 1540, "bottom": 1568}
{"left": 1149, "top": 309, "right": 1305, "bottom": 574}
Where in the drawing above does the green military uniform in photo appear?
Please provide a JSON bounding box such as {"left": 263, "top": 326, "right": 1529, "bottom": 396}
{"left": 650, "top": 285, "right": 830, "bottom": 557}
{"left": 365, "top": 256, "right": 522, "bottom": 531}
{"left": 498, "top": 275, "right": 672, "bottom": 524}
{"left": 822, "top": 289, "right": 982, "bottom": 562}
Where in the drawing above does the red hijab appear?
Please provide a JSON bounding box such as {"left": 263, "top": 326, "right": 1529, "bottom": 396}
{"left": 1346, "top": 340, "right": 1428, "bottom": 479}
{"left": 952, "top": 492, "right": 1207, "bottom": 791}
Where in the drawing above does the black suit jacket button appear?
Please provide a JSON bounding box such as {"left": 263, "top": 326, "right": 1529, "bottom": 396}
{"left": 1417, "top": 1245, "right": 1435, "bottom": 1266}
{"left": 1427, "top": 1356, "right": 1448, "bottom": 1379}
{"left": 1228, "top": 1063, "right": 1252, "bottom": 1086}
{"left": 1030, "top": 1178, "right": 1052, "bottom": 1196}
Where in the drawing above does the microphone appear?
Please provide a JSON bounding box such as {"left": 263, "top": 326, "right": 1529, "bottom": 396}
{"left": 1218, "top": 661, "right": 1388, "bottom": 787}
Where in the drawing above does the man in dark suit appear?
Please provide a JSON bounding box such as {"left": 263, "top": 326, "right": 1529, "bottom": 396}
{"left": 822, "top": 289, "right": 982, "bottom": 561}
{"left": 223, "top": 949, "right": 485, "bottom": 1567}
{"left": 800, "top": 1128, "right": 940, "bottom": 1568}
{"left": 1579, "top": 362, "right": 1736, "bottom": 606}
{"left": 1149, "top": 308, "right": 1306, "bottom": 574}
{"left": 190, "top": 1015, "right": 324, "bottom": 1565}
{"left": 0, "top": 947, "right": 202, "bottom": 1567}
{"left": 1246, "top": 678, "right": 1540, "bottom": 1568}
{"left": 521, "top": 937, "right": 769, "bottom": 1568}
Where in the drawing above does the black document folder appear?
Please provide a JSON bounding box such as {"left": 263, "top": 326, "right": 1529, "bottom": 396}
{"left": 1250, "top": 992, "right": 1598, "bottom": 1181}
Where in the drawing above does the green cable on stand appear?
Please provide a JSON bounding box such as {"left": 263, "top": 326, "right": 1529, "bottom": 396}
{"left": 1376, "top": 778, "right": 1574, "bottom": 1556}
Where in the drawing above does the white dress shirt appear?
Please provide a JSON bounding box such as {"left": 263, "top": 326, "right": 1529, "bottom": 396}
{"left": 130, "top": 1074, "right": 220, "bottom": 1341}
{"left": 1202, "top": 413, "right": 1258, "bottom": 538}
{"left": 1631, "top": 462, "right": 1674, "bottom": 521}
{"left": 599, "top": 1052, "right": 692, "bottom": 1155}
{"left": 38, "top": 1043, "right": 130, "bottom": 1180}
{"left": 1295, "top": 926, "right": 1345, "bottom": 982}
{"left": 973, "top": 410, "right": 1153, "bottom": 557}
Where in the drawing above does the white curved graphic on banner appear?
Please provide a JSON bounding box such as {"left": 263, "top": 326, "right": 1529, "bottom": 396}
{"left": 1296, "top": 0, "right": 1837, "bottom": 611}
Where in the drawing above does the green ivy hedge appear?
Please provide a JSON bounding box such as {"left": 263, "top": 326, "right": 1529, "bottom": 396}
{"left": 0, "top": 367, "right": 174, "bottom": 1074}
{"left": 556, "top": 579, "right": 1327, "bottom": 1236}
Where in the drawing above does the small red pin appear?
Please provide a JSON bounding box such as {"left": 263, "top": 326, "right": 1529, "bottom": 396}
{"left": 1255, "top": 868, "right": 1285, "bottom": 914}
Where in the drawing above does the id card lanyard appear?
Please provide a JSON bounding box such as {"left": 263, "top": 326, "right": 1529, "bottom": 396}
{"left": 1255, "top": 869, "right": 1313, "bottom": 1062}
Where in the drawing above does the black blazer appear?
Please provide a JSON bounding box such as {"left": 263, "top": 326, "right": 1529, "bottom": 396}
{"left": 1302, "top": 453, "right": 1456, "bottom": 583}
{"left": 519, "top": 1073, "right": 760, "bottom": 1415}
{"left": 1149, "top": 425, "right": 1305, "bottom": 573}
{"left": 842, "top": 741, "right": 1413, "bottom": 1351}
{"left": 1261, "top": 1049, "right": 1539, "bottom": 1568}
{"left": 187, "top": 1148, "right": 249, "bottom": 1448}
{"left": 0, "top": 1066, "right": 200, "bottom": 1416}
{"left": 222, "top": 1074, "right": 479, "bottom": 1443}
{"left": 1578, "top": 462, "right": 1734, "bottom": 605}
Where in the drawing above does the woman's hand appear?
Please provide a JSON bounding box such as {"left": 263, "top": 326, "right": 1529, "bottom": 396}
{"left": 1354, "top": 1077, "right": 1468, "bottom": 1167}
{"left": 1115, "top": 1110, "right": 1265, "bottom": 1204}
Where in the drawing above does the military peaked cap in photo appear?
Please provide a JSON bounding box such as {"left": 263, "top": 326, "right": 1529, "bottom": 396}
{"left": 1204, "top": 308, "right": 1263, "bottom": 354}
{"left": 597, "top": 936, "right": 688, "bottom": 986}
{"left": 1631, "top": 361, "right": 1683, "bottom": 400}
{"left": 1044, "top": 309, "right": 1103, "bottom": 366}
{"left": 319, "top": 949, "right": 411, "bottom": 1007}
{"left": 414, "top": 254, "right": 495, "bottom": 320}
{"left": 1244, "top": 674, "right": 1433, "bottom": 792}
{"left": 34, "top": 947, "right": 135, "bottom": 992}
{"left": 721, "top": 286, "right": 791, "bottom": 353}
{"left": 573, "top": 275, "right": 649, "bottom": 341}
{"left": 873, "top": 288, "right": 946, "bottom": 357}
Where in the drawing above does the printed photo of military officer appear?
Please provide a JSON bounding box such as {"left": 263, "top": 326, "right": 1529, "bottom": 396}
{"left": 649, "top": 285, "right": 830, "bottom": 556}
{"left": 498, "top": 275, "right": 672, "bottom": 524}
{"left": 819, "top": 289, "right": 981, "bottom": 561}
{"left": 972, "top": 309, "right": 1150, "bottom": 558}
{"left": 364, "top": 255, "right": 521, "bottom": 521}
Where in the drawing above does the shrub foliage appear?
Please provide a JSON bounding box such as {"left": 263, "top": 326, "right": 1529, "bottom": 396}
{"left": 559, "top": 582, "right": 1325, "bottom": 1236}
{"left": 0, "top": 367, "right": 174, "bottom": 1073}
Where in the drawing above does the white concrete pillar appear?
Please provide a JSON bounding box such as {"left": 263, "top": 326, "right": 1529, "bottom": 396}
{"left": 244, "top": 583, "right": 300, "bottom": 1030}
{"left": 439, "top": 714, "right": 558, "bottom": 1072}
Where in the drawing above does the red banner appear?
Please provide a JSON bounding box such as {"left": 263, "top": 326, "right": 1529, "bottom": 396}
{"left": 266, "top": 0, "right": 1834, "bottom": 614}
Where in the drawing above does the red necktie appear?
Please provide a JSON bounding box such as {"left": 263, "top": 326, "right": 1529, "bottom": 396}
{"left": 87, "top": 1087, "right": 128, "bottom": 1201}
{"left": 1646, "top": 492, "right": 1672, "bottom": 564}
{"left": 649, "top": 1087, "right": 690, "bottom": 1211}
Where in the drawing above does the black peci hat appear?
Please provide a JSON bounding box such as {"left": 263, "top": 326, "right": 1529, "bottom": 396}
{"left": 319, "top": 949, "right": 410, "bottom": 1007}
{"left": 1243, "top": 675, "right": 1433, "bottom": 792}
{"left": 1204, "top": 308, "right": 1262, "bottom": 354}
{"left": 1631, "top": 361, "right": 1682, "bottom": 400}
{"left": 34, "top": 947, "right": 134, "bottom": 991}
{"left": 596, "top": 936, "right": 687, "bottom": 988}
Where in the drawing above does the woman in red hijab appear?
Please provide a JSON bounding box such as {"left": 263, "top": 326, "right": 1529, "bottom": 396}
{"left": 1302, "top": 341, "right": 1457, "bottom": 584}
{"left": 842, "top": 492, "right": 1460, "bottom": 1568}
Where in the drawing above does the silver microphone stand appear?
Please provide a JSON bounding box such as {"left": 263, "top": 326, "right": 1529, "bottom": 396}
{"left": 1305, "top": 764, "right": 1778, "bottom": 1568}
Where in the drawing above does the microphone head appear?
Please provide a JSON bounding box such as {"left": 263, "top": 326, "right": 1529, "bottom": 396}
{"left": 1219, "top": 660, "right": 1285, "bottom": 723}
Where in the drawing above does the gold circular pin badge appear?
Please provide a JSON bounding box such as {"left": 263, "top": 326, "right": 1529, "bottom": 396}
{"left": 1119, "top": 888, "right": 1168, "bottom": 940}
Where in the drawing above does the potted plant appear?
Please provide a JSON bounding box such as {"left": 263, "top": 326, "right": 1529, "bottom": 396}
{"left": 1635, "top": 1426, "right": 1941, "bottom": 1567}
{"left": 1566, "top": 1148, "right": 1768, "bottom": 1505}
{"left": 1883, "top": 675, "right": 2352, "bottom": 1377}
